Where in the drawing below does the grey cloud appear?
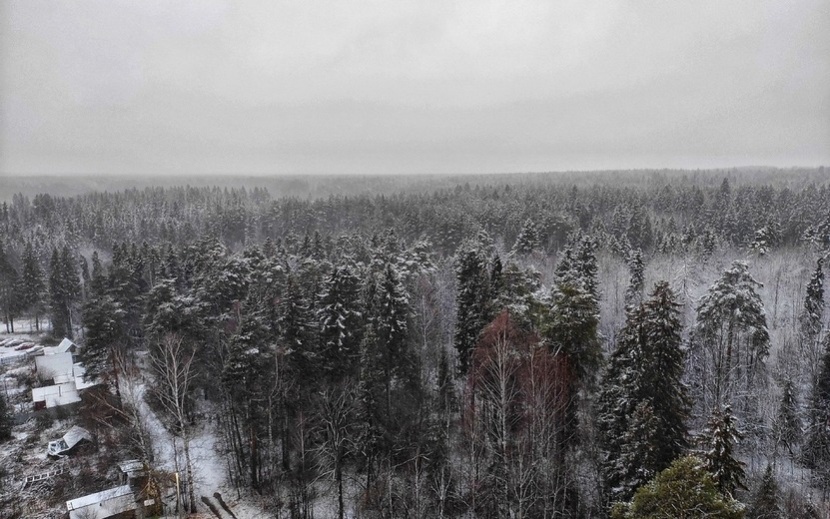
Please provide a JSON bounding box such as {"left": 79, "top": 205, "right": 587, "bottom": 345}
{"left": 1, "top": 0, "right": 828, "bottom": 176}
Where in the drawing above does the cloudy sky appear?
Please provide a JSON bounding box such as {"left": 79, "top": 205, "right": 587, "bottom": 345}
{"left": 1, "top": 1, "right": 828, "bottom": 176}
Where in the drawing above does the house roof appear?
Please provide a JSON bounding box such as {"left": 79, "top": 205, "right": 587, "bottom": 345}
{"left": 32, "top": 383, "right": 81, "bottom": 407}
{"left": 66, "top": 484, "right": 133, "bottom": 510}
{"left": 56, "top": 338, "right": 76, "bottom": 353}
{"left": 118, "top": 459, "right": 146, "bottom": 478}
{"left": 63, "top": 426, "right": 92, "bottom": 448}
{"left": 73, "top": 363, "right": 97, "bottom": 390}
{"left": 36, "top": 352, "right": 74, "bottom": 381}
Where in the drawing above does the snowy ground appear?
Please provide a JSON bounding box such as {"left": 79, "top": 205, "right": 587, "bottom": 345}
{"left": 124, "top": 371, "right": 274, "bottom": 518}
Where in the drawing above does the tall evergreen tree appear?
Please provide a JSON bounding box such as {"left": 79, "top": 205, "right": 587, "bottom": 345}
{"left": 82, "top": 294, "right": 126, "bottom": 386}
{"left": 804, "top": 334, "right": 830, "bottom": 486}
{"left": 18, "top": 241, "right": 45, "bottom": 331}
{"left": 703, "top": 405, "right": 747, "bottom": 498}
{"left": 624, "top": 248, "right": 645, "bottom": 309}
{"left": 747, "top": 464, "right": 781, "bottom": 519}
{"left": 575, "top": 233, "right": 600, "bottom": 299}
{"left": 773, "top": 379, "right": 801, "bottom": 457}
{"left": 0, "top": 242, "right": 19, "bottom": 333}
{"left": 800, "top": 258, "right": 825, "bottom": 386}
{"left": 0, "top": 389, "right": 12, "bottom": 443}
{"left": 48, "top": 246, "right": 80, "bottom": 338}
{"left": 454, "top": 242, "right": 492, "bottom": 375}
{"left": 694, "top": 261, "right": 770, "bottom": 414}
{"left": 317, "top": 264, "right": 363, "bottom": 383}
{"left": 598, "top": 281, "right": 689, "bottom": 503}
{"left": 511, "top": 218, "right": 540, "bottom": 256}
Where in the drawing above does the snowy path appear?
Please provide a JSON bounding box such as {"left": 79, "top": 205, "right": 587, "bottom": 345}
{"left": 123, "top": 374, "right": 272, "bottom": 517}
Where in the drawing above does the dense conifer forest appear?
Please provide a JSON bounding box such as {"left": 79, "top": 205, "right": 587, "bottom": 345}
{"left": 2, "top": 168, "right": 830, "bottom": 518}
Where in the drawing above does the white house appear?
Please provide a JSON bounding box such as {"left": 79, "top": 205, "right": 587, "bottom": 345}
{"left": 32, "top": 352, "right": 96, "bottom": 409}
{"left": 66, "top": 485, "right": 137, "bottom": 519}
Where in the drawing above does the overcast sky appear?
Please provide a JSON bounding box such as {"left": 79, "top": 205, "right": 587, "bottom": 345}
{"left": 1, "top": 1, "right": 828, "bottom": 176}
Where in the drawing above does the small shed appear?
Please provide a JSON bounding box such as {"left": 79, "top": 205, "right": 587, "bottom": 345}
{"left": 48, "top": 425, "right": 94, "bottom": 457}
{"left": 66, "top": 485, "right": 137, "bottom": 519}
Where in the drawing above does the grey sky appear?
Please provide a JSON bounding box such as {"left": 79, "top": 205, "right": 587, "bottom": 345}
{"left": 1, "top": 0, "right": 828, "bottom": 176}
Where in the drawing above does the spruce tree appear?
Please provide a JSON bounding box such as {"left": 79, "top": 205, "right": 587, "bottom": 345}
{"left": 0, "top": 390, "right": 12, "bottom": 442}
{"left": 575, "top": 233, "right": 599, "bottom": 299}
{"left": 546, "top": 278, "right": 601, "bottom": 384}
{"left": 48, "top": 246, "right": 80, "bottom": 339}
{"left": 615, "top": 401, "right": 662, "bottom": 499}
{"left": 703, "top": 405, "right": 747, "bottom": 497}
{"left": 19, "top": 241, "right": 45, "bottom": 331}
{"left": 800, "top": 258, "right": 825, "bottom": 386}
{"left": 747, "top": 464, "right": 781, "bottom": 519}
{"left": 511, "top": 218, "right": 540, "bottom": 256}
{"left": 624, "top": 248, "right": 645, "bottom": 309}
{"left": 317, "top": 264, "right": 363, "bottom": 382}
{"left": 598, "top": 281, "right": 689, "bottom": 503}
{"left": 773, "top": 379, "right": 801, "bottom": 457}
{"left": 454, "top": 242, "right": 491, "bottom": 375}
{"left": 804, "top": 334, "right": 830, "bottom": 485}
{"left": 82, "top": 294, "right": 126, "bottom": 384}
{"left": 612, "top": 456, "right": 744, "bottom": 519}
{"left": 0, "top": 242, "right": 19, "bottom": 333}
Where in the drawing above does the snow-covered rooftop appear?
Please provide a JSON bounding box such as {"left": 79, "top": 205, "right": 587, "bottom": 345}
{"left": 66, "top": 484, "right": 133, "bottom": 510}
{"left": 36, "top": 352, "right": 74, "bottom": 381}
{"left": 56, "top": 338, "right": 76, "bottom": 353}
{"left": 32, "top": 383, "right": 81, "bottom": 408}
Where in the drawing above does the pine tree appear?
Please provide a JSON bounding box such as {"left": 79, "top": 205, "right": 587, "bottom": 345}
{"left": 747, "top": 464, "right": 781, "bottom": 519}
{"left": 512, "top": 219, "right": 540, "bottom": 256}
{"left": 317, "top": 264, "right": 363, "bottom": 383}
{"left": 804, "top": 334, "right": 830, "bottom": 484}
{"left": 575, "top": 234, "right": 600, "bottom": 298}
{"left": 624, "top": 249, "right": 645, "bottom": 309}
{"left": 0, "top": 390, "right": 12, "bottom": 442}
{"left": 82, "top": 294, "right": 126, "bottom": 384}
{"left": 598, "top": 282, "right": 689, "bottom": 503}
{"left": 703, "top": 405, "right": 747, "bottom": 497}
{"left": 48, "top": 246, "right": 80, "bottom": 339}
{"left": 546, "top": 278, "right": 601, "bottom": 384}
{"left": 614, "top": 401, "right": 663, "bottom": 500}
{"left": 800, "top": 258, "right": 825, "bottom": 386}
{"left": 454, "top": 242, "right": 492, "bottom": 375}
{"left": 554, "top": 246, "right": 577, "bottom": 283}
{"left": 18, "top": 241, "right": 45, "bottom": 331}
{"left": 773, "top": 379, "right": 801, "bottom": 457}
{"left": 89, "top": 250, "right": 107, "bottom": 297}
{"left": 279, "top": 271, "right": 317, "bottom": 384}
{"left": 695, "top": 260, "right": 770, "bottom": 413}
{"left": 0, "top": 242, "right": 19, "bottom": 333}
{"left": 612, "top": 456, "right": 744, "bottom": 519}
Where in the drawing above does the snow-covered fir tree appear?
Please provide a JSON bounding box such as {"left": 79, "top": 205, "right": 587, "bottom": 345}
{"left": 598, "top": 281, "right": 689, "bottom": 504}
{"left": 747, "top": 464, "right": 781, "bottom": 519}
{"left": 511, "top": 218, "right": 540, "bottom": 256}
{"left": 773, "top": 379, "right": 801, "bottom": 457}
{"left": 703, "top": 404, "right": 747, "bottom": 498}
{"left": 624, "top": 248, "right": 645, "bottom": 309}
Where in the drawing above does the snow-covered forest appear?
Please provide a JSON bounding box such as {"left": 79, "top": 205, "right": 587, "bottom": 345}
{"left": 2, "top": 168, "right": 830, "bottom": 518}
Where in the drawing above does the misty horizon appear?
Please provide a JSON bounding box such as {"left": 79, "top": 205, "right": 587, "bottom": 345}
{"left": 2, "top": 1, "right": 829, "bottom": 176}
